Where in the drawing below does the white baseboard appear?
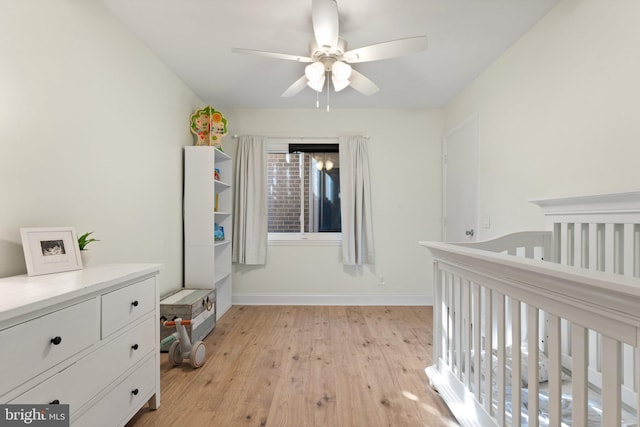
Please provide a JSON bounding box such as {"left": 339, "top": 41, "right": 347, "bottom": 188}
{"left": 232, "top": 293, "right": 433, "bottom": 306}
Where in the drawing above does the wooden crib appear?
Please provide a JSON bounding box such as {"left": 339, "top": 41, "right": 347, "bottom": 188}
{"left": 420, "top": 191, "right": 640, "bottom": 426}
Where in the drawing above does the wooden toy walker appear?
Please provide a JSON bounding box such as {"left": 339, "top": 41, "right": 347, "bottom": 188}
{"left": 160, "top": 317, "right": 207, "bottom": 368}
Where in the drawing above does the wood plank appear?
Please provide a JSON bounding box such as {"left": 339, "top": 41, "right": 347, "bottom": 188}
{"left": 126, "top": 306, "right": 458, "bottom": 427}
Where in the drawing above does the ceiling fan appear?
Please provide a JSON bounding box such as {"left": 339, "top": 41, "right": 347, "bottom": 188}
{"left": 232, "top": 0, "right": 428, "bottom": 99}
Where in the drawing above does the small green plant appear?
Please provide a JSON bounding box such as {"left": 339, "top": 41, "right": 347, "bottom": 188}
{"left": 78, "top": 232, "right": 99, "bottom": 250}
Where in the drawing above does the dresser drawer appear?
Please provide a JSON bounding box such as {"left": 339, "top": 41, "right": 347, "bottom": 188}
{"left": 101, "top": 277, "right": 155, "bottom": 337}
{"left": 72, "top": 355, "right": 156, "bottom": 427}
{"left": 10, "top": 315, "right": 156, "bottom": 412}
{"left": 0, "top": 298, "right": 99, "bottom": 397}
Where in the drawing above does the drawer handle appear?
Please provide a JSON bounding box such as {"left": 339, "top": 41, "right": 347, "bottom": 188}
{"left": 50, "top": 336, "right": 62, "bottom": 345}
{"left": 131, "top": 300, "right": 139, "bottom": 307}
{"left": 132, "top": 388, "right": 139, "bottom": 396}
{"left": 131, "top": 344, "right": 139, "bottom": 351}
{"left": 50, "top": 400, "right": 60, "bottom": 405}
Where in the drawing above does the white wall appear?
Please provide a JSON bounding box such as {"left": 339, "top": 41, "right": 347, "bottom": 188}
{"left": 445, "top": 1, "right": 640, "bottom": 238}
{"left": 0, "top": 1, "right": 202, "bottom": 294}
{"left": 224, "top": 108, "right": 443, "bottom": 304}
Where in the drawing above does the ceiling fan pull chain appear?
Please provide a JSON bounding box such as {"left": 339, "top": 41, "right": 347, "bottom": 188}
{"left": 326, "top": 71, "right": 330, "bottom": 112}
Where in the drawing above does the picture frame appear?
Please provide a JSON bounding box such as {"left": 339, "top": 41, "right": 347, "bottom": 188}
{"left": 20, "top": 227, "right": 83, "bottom": 276}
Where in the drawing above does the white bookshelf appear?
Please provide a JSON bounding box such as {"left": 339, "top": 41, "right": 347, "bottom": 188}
{"left": 184, "top": 146, "right": 232, "bottom": 320}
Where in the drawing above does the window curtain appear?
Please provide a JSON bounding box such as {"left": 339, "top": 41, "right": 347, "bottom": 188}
{"left": 232, "top": 136, "right": 268, "bottom": 265}
{"left": 339, "top": 136, "right": 375, "bottom": 265}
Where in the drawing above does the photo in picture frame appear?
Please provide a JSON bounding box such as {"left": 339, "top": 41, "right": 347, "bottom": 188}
{"left": 20, "top": 227, "right": 83, "bottom": 276}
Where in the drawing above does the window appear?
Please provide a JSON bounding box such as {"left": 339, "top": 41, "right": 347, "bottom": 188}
{"left": 267, "top": 142, "right": 341, "bottom": 242}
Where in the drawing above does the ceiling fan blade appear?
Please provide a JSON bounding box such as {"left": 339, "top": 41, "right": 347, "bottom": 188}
{"left": 348, "top": 69, "right": 379, "bottom": 96}
{"left": 342, "top": 36, "right": 428, "bottom": 63}
{"left": 232, "top": 48, "right": 313, "bottom": 63}
{"left": 312, "top": 0, "right": 339, "bottom": 49}
{"left": 281, "top": 76, "right": 309, "bottom": 97}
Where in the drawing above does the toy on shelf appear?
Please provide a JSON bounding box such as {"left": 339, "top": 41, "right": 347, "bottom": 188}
{"left": 214, "top": 224, "right": 225, "bottom": 241}
{"left": 189, "top": 106, "right": 228, "bottom": 151}
{"left": 160, "top": 317, "right": 206, "bottom": 368}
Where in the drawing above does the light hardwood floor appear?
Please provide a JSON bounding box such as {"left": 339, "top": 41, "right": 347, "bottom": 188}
{"left": 127, "top": 305, "right": 458, "bottom": 427}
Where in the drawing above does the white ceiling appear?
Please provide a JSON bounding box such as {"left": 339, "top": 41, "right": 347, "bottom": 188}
{"left": 101, "top": 0, "right": 559, "bottom": 109}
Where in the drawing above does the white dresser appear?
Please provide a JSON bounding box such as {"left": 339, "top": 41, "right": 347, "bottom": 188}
{"left": 0, "top": 264, "right": 161, "bottom": 427}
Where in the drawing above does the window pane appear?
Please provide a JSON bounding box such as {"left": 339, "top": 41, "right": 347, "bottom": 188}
{"left": 268, "top": 153, "right": 302, "bottom": 233}
{"left": 267, "top": 150, "right": 341, "bottom": 234}
{"left": 305, "top": 152, "right": 341, "bottom": 232}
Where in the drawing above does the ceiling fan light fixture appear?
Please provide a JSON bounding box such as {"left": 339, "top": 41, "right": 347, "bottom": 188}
{"left": 331, "top": 60, "right": 352, "bottom": 80}
{"left": 305, "top": 62, "right": 325, "bottom": 81}
{"left": 331, "top": 74, "right": 350, "bottom": 92}
{"left": 307, "top": 75, "right": 326, "bottom": 92}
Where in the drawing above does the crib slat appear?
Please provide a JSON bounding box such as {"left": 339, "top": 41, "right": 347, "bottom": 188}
{"left": 496, "top": 292, "right": 506, "bottom": 426}
{"left": 455, "top": 277, "right": 463, "bottom": 380}
{"left": 463, "top": 279, "right": 472, "bottom": 389}
{"left": 484, "top": 288, "right": 493, "bottom": 414}
{"left": 434, "top": 265, "right": 443, "bottom": 365}
{"left": 605, "top": 223, "right": 615, "bottom": 273}
{"left": 636, "top": 328, "right": 640, "bottom": 427}
{"left": 574, "top": 223, "right": 583, "bottom": 267}
{"left": 547, "top": 314, "right": 561, "bottom": 427}
{"left": 560, "top": 222, "right": 569, "bottom": 265}
{"left": 561, "top": 317, "right": 571, "bottom": 358}
{"left": 447, "top": 273, "right": 453, "bottom": 367}
{"left": 623, "top": 224, "right": 636, "bottom": 399}
{"left": 525, "top": 245, "right": 534, "bottom": 259}
{"left": 473, "top": 282, "right": 482, "bottom": 400}
{"left": 587, "top": 224, "right": 600, "bottom": 373}
{"left": 624, "top": 223, "right": 634, "bottom": 276}
{"left": 588, "top": 223, "right": 598, "bottom": 271}
{"left": 527, "top": 305, "right": 539, "bottom": 427}
{"left": 511, "top": 299, "right": 522, "bottom": 427}
{"left": 601, "top": 335, "right": 621, "bottom": 426}
{"left": 571, "top": 324, "right": 588, "bottom": 427}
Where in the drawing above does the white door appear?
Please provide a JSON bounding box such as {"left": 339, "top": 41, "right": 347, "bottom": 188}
{"left": 443, "top": 114, "right": 479, "bottom": 242}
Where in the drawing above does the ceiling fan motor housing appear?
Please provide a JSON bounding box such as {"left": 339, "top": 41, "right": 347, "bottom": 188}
{"left": 310, "top": 38, "right": 348, "bottom": 70}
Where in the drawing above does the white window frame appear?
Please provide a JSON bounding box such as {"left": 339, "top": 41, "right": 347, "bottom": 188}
{"left": 267, "top": 140, "right": 341, "bottom": 246}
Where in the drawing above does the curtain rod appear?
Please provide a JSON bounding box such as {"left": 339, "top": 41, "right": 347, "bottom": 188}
{"left": 231, "top": 134, "right": 369, "bottom": 140}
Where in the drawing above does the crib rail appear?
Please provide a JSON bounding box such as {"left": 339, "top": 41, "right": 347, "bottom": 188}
{"left": 421, "top": 238, "right": 640, "bottom": 427}
{"left": 451, "top": 231, "right": 552, "bottom": 259}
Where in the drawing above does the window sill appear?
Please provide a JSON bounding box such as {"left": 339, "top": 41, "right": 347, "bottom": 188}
{"left": 268, "top": 233, "right": 342, "bottom": 246}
